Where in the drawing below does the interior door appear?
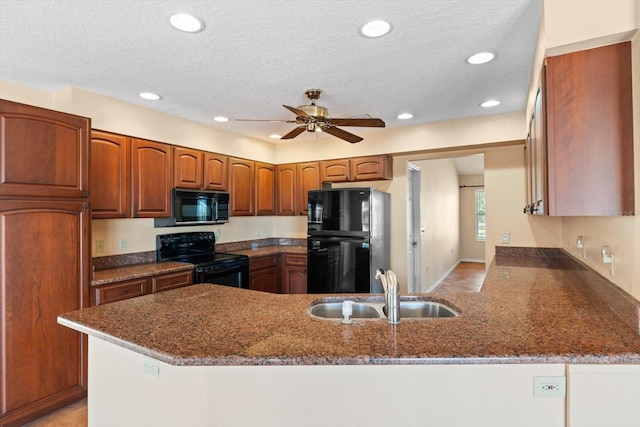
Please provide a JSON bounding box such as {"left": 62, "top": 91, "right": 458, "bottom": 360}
{"left": 407, "top": 163, "right": 421, "bottom": 293}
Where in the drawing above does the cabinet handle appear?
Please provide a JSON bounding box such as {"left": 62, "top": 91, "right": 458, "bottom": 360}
{"left": 121, "top": 289, "right": 130, "bottom": 295}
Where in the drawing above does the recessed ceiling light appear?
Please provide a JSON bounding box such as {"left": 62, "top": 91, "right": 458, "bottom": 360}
{"left": 139, "top": 92, "right": 161, "bottom": 101}
{"left": 269, "top": 134, "right": 282, "bottom": 139}
{"left": 170, "top": 13, "right": 204, "bottom": 33}
{"left": 213, "top": 116, "right": 229, "bottom": 122}
{"left": 397, "top": 113, "right": 413, "bottom": 120}
{"left": 360, "top": 20, "right": 391, "bottom": 38}
{"left": 480, "top": 100, "right": 500, "bottom": 108}
{"left": 467, "top": 52, "right": 496, "bottom": 65}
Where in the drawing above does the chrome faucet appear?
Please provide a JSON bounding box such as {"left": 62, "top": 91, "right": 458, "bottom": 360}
{"left": 376, "top": 269, "right": 400, "bottom": 324}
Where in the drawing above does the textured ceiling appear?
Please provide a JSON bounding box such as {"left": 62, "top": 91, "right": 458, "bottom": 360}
{"left": 0, "top": 0, "right": 542, "bottom": 145}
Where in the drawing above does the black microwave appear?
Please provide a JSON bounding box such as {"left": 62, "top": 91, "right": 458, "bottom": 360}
{"left": 154, "top": 189, "right": 230, "bottom": 227}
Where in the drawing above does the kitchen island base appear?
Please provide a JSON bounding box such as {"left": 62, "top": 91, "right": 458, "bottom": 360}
{"left": 88, "top": 337, "right": 566, "bottom": 427}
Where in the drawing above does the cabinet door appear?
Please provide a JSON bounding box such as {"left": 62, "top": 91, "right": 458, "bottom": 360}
{"left": 531, "top": 85, "right": 547, "bottom": 215}
{"left": 350, "top": 155, "right": 391, "bottom": 181}
{"left": 321, "top": 159, "right": 351, "bottom": 182}
{"left": 203, "top": 152, "right": 228, "bottom": 191}
{"left": 545, "top": 42, "right": 633, "bottom": 216}
{"left": 228, "top": 157, "right": 255, "bottom": 216}
{"left": 255, "top": 162, "right": 275, "bottom": 216}
{"left": 296, "top": 162, "right": 320, "bottom": 216}
{"left": 0, "top": 200, "right": 89, "bottom": 425}
{"left": 91, "top": 130, "right": 130, "bottom": 218}
{"left": 151, "top": 270, "right": 193, "bottom": 293}
{"left": 282, "top": 254, "right": 307, "bottom": 294}
{"left": 174, "top": 147, "right": 203, "bottom": 190}
{"left": 91, "top": 277, "right": 149, "bottom": 306}
{"left": 249, "top": 255, "right": 280, "bottom": 293}
{"left": 276, "top": 164, "right": 297, "bottom": 215}
{"left": 131, "top": 138, "right": 172, "bottom": 218}
{"left": 0, "top": 99, "right": 90, "bottom": 198}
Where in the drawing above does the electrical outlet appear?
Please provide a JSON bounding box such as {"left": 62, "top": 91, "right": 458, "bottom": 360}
{"left": 214, "top": 229, "right": 221, "bottom": 240}
{"left": 119, "top": 239, "right": 127, "bottom": 251}
{"left": 95, "top": 240, "right": 105, "bottom": 254}
{"left": 142, "top": 356, "right": 160, "bottom": 377}
{"left": 533, "top": 376, "right": 565, "bottom": 397}
{"left": 501, "top": 232, "right": 510, "bottom": 244}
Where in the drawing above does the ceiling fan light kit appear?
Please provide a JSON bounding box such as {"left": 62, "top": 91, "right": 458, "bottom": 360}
{"left": 236, "top": 89, "right": 386, "bottom": 144}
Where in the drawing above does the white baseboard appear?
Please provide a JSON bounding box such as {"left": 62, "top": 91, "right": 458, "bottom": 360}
{"left": 423, "top": 260, "right": 461, "bottom": 292}
{"left": 460, "top": 258, "right": 486, "bottom": 264}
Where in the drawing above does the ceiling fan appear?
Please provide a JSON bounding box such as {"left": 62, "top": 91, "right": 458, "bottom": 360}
{"left": 236, "top": 89, "right": 385, "bottom": 143}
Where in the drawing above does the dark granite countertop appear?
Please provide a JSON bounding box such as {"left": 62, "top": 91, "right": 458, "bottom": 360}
{"left": 92, "top": 261, "right": 193, "bottom": 286}
{"left": 230, "top": 245, "right": 306, "bottom": 258}
{"left": 62, "top": 251, "right": 640, "bottom": 366}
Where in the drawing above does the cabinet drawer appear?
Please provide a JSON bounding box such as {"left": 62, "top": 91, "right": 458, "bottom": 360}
{"left": 151, "top": 270, "right": 193, "bottom": 293}
{"left": 250, "top": 255, "right": 278, "bottom": 271}
{"left": 283, "top": 254, "right": 306, "bottom": 266}
{"left": 92, "top": 278, "right": 148, "bottom": 306}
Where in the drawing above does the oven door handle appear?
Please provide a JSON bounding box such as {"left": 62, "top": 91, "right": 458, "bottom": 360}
{"left": 196, "top": 264, "right": 246, "bottom": 274}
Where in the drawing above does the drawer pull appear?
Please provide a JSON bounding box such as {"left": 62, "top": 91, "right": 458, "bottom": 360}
{"left": 121, "top": 289, "right": 130, "bottom": 295}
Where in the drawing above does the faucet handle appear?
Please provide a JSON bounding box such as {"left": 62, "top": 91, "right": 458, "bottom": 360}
{"left": 341, "top": 300, "right": 354, "bottom": 324}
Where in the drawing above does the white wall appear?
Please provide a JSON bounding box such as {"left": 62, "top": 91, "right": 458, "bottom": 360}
{"left": 459, "top": 174, "right": 486, "bottom": 262}
{"left": 412, "top": 158, "right": 460, "bottom": 291}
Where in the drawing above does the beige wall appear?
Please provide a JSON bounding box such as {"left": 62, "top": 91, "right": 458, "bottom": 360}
{"left": 459, "top": 174, "right": 486, "bottom": 262}
{"left": 413, "top": 159, "right": 460, "bottom": 291}
{"left": 531, "top": 0, "right": 640, "bottom": 299}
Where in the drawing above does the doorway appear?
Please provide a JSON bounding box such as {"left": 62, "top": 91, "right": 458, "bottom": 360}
{"left": 407, "top": 163, "right": 421, "bottom": 293}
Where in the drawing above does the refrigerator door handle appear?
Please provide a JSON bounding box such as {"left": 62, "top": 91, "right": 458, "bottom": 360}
{"left": 309, "top": 237, "right": 368, "bottom": 243}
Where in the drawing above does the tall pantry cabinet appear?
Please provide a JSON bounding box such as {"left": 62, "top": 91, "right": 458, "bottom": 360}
{"left": 0, "top": 99, "right": 90, "bottom": 426}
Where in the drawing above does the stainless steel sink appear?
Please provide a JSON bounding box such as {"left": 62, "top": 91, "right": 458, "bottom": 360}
{"left": 309, "top": 299, "right": 459, "bottom": 320}
{"left": 382, "top": 301, "right": 458, "bottom": 318}
{"left": 309, "top": 302, "right": 381, "bottom": 319}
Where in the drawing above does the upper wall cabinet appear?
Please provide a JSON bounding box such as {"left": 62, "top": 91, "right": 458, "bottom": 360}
{"left": 525, "top": 41, "right": 634, "bottom": 216}
{"left": 255, "top": 162, "right": 275, "bottom": 216}
{"left": 228, "top": 157, "right": 255, "bottom": 216}
{"left": 0, "top": 99, "right": 90, "bottom": 199}
{"left": 296, "top": 162, "right": 321, "bottom": 216}
{"left": 91, "top": 130, "right": 130, "bottom": 218}
{"left": 173, "top": 147, "right": 203, "bottom": 190}
{"left": 203, "top": 152, "right": 228, "bottom": 191}
{"left": 174, "top": 147, "right": 229, "bottom": 191}
{"left": 276, "top": 164, "right": 298, "bottom": 216}
{"left": 131, "top": 138, "right": 173, "bottom": 218}
{"left": 321, "top": 155, "right": 392, "bottom": 183}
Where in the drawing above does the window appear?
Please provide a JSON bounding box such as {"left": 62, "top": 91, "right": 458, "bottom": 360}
{"left": 475, "top": 189, "right": 486, "bottom": 241}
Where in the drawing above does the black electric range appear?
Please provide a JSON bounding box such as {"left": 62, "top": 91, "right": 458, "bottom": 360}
{"left": 156, "top": 232, "right": 249, "bottom": 288}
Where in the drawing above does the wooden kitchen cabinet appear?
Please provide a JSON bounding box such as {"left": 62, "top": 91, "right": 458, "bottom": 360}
{"left": 228, "top": 157, "right": 255, "bottom": 216}
{"left": 91, "top": 130, "right": 131, "bottom": 218}
{"left": 320, "top": 155, "right": 392, "bottom": 183}
{"left": 281, "top": 254, "right": 307, "bottom": 294}
{"left": 203, "top": 152, "right": 228, "bottom": 191}
{"left": 296, "top": 162, "right": 321, "bottom": 216}
{"left": 351, "top": 155, "right": 392, "bottom": 181}
{"left": 534, "top": 42, "right": 634, "bottom": 216}
{"left": 131, "top": 138, "right": 173, "bottom": 218}
{"left": 91, "top": 270, "right": 193, "bottom": 306}
{"left": 91, "top": 277, "right": 149, "bottom": 306}
{"left": 321, "top": 159, "right": 351, "bottom": 182}
{"left": 276, "top": 164, "right": 297, "bottom": 215}
{"left": 249, "top": 254, "right": 280, "bottom": 293}
{"left": 0, "top": 100, "right": 90, "bottom": 426}
{"left": 0, "top": 99, "right": 90, "bottom": 199}
{"left": 255, "top": 162, "right": 275, "bottom": 215}
{"left": 151, "top": 270, "right": 193, "bottom": 293}
{"left": 173, "top": 146, "right": 203, "bottom": 189}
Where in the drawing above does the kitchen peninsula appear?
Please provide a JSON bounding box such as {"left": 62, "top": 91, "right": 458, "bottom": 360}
{"left": 60, "top": 249, "right": 640, "bottom": 426}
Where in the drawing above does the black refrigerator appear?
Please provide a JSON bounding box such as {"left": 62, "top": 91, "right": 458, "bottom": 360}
{"left": 307, "top": 188, "right": 390, "bottom": 294}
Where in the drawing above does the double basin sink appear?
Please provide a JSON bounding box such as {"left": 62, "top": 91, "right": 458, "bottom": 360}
{"left": 310, "top": 297, "right": 459, "bottom": 320}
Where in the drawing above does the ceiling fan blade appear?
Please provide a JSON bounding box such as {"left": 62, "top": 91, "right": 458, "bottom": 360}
{"left": 328, "top": 118, "right": 386, "bottom": 127}
{"left": 235, "top": 119, "right": 297, "bottom": 123}
{"left": 283, "top": 105, "right": 311, "bottom": 119}
{"left": 280, "top": 126, "right": 306, "bottom": 139}
{"left": 323, "top": 126, "right": 363, "bottom": 143}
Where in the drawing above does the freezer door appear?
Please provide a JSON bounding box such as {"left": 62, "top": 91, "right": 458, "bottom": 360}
{"left": 307, "top": 189, "right": 371, "bottom": 234}
{"left": 307, "top": 237, "right": 370, "bottom": 293}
